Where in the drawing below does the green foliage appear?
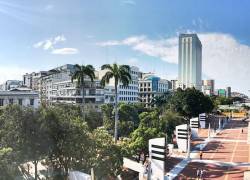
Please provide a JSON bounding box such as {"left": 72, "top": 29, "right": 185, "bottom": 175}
{"left": 0, "top": 147, "right": 20, "bottom": 179}
{"left": 169, "top": 88, "right": 214, "bottom": 118}
{"left": 100, "top": 63, "right": 132, "bottom": 142}
{"left": 88, "top": 128, "right": 123, "bottom": 178}
{"left": 214, "top": 96, "right": 233, "bottom": 106}
{"left": 0, "top": 104, "right": 123, "bottom": 179}
{"left": 101, "top": 103, "right": 114, "bottom": 132}
{"left": 160, "top": 111, "right": 184, "bottom": 143}
{"left": 128, "top": 126, "right": 164, "bottom": 160}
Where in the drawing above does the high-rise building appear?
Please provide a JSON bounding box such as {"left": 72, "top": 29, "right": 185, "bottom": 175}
{"left": 178, "top": 34, "right": 202, "bottom": 90}
{"left": 226, "top": 87, "right": 231, "bottom": 98}
{"left": 202, "top": 80, "right": 215, "bottom": 96}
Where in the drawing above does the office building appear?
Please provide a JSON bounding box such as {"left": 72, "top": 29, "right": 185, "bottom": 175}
{"left": 99, "top": 66, "right": 140, "bottom": 104}
{"left": 226, "top": 87, "right": 231, "bottom": 98}
{"left": 170, "top": 79, "right": 178, "bottom": 91}
{"left": 178, "top": 34, "right": 202, "bottom": 90}
{"left": 202, "top": 80, "right": 215, "bottom": 96}
{"left": 139, "top": 73, "right": 169, "bottom": 107}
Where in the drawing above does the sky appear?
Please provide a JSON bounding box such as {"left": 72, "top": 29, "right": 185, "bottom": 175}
{"left": 0, "top": 0, "right": 250, "bottom": 96}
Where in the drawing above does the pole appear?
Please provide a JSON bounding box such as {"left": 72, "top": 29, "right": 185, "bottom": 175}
{"left": 186, "top": 120, "right": 191, "bottom": 159}
{"left": 91, "top": 168, "right": 94, "bottom": 180}
{"left": 208, "top": 123, "right": 211, "bottom": 139}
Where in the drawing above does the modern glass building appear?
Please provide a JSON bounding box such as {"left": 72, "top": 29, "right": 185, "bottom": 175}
{"left": 178, "top": 34, "right": 202, "bottom": 90}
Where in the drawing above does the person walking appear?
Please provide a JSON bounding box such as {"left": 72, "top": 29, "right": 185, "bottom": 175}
{"left": 242, "top": 128, "right": 244, "bottom": 133}
{"left": 199, "top": 151, "right": 203, "bottom": 160}
{"left": 196, "top": 169, "right": 200, "bottom": 179}
{"left": 200, "top": 169, "right": 204, "bottom": 179}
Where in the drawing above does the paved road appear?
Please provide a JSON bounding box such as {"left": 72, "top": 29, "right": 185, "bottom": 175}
{"left": 176, "top": 118, "right": 249, "bottom": 179}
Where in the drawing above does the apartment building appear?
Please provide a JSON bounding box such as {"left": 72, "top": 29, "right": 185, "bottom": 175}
{"left": 39, "top": 64, "right": 104, "bottom": 108}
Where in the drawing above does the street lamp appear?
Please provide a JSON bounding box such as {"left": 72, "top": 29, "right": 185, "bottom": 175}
{"left": 183, "top": 117, "right": 191, "bottom": 159}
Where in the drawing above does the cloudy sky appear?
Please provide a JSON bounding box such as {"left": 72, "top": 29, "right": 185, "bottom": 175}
{"left": 0, "top": 0, "right": 250, "bottom": 96}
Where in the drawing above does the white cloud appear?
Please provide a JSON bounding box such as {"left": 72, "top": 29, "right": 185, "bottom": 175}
{"left": 97, "top": 33, "right": 250, "bottom": 95}
{"left": 51, "top": 48, "right": 79, "bottom": 55}
{"left": 122, "top": 0, "right": 136, "bottom": 5}
{"left": 34, "top": 35, "right": 78, "bottom": 55}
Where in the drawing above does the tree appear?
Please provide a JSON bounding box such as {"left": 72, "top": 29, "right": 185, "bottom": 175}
{"left": 160, "top": 110, "right": 184, "bottom": 143}
{"left": 0, "top": 105, "right": 49, "bottom": 180}
{"left": 100, "top": 63, "right": 131, "bottom": 143}
{"left": 118, "top": 103, "right": 140, "bottom": 137}
{"left": 71, "top": 64, "right": 95, "bottom": 120}
{"left": 101, "top": 104, "right": 114, "bottom": 133}
{"left": 151, "top": 91, "right": 172, "bottom": 111}
{"left": 169, "top": 88, "right": 214, "bottom": 118}
{"left": 88, "top": 128, "right": 123, "bottom": 178}
{"left": 0, "top": 147, "right": 20, "bottom": 179}
{"left": 41, "top": 105, "right": 91, "bottom": 179}
{"left": 128, "top": 126, "right": 164, "bottom": 162}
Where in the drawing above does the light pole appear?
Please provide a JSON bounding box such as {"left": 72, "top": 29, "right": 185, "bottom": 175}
{"left": 184, "top": 117, "right": 191, "bottom": 159}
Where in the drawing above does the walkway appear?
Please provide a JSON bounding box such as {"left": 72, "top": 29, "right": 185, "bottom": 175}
{"left": 166, "top": 118, "right": 250, "bottom": 179}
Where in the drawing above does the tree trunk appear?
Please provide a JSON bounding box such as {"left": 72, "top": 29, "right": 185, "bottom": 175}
{"left": 114, "top": 80, "right": 118, "bottom": 143}
{"left": 34, "top": 160, "right": 38, "bottom": 180}
{"left": 82, "top": 84, "right": 85, "bottom": 120}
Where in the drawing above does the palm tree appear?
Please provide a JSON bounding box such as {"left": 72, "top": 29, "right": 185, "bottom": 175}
{"left": 100, "top": 63, "right": 131, "bottom": 143}
{"left": 71, "top": 64, "right": 95, "bottom": 119}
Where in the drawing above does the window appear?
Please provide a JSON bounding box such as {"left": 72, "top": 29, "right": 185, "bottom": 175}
{"left": 30, "top": 99, "right": 34, "bottom": 106}
{"left": 9, "top": 99, "right": 13, "bottom": 104}
{"left": 18, "top": 99, "right": 23, "bottom": 105}
{"left": 0, "top": 99, "right": 3, "bottom": 106}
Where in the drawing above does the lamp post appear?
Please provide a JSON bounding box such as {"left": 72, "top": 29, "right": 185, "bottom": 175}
{"left": 184, "top": 117, "right": 191, "bottom": 159}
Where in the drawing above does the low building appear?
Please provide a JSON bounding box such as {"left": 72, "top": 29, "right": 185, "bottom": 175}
{"left": 0, "top": 80, "right": 23, "bottom": 91}
{"left": 139, "top": 73, "right": 169, "bottom": 107}
{"left": 0, "top": 88, "right": 39, "bottom": 108}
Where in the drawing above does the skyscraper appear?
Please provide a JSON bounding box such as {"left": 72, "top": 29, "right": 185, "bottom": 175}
{"left": 178, "top": 34, "right": 202, "bottom": 90}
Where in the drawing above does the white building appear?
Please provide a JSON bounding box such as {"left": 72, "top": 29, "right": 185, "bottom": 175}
{"left": 39, "top": 64, "right": 104, "bottom": 109}
{"left": 98, "top": 66, "right": 140, "bottom": 104}
{"left": 0, "top": 80, "right": 23, "bottom": 91}
{"left": 139, "top": 73, "right": 169, "bottom": 107}
{"left": 178, "top": 34, "right": 202, "bottom": 90}
{"left": 0, "top": 88, "right": 39, "bottom": 108}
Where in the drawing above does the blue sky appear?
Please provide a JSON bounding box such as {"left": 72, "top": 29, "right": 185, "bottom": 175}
{"left": 0, "top": 0, "right": 250, "bottom": 96}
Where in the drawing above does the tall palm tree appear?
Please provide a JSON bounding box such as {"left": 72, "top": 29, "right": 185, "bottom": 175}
{"left": 71, "top": 64, "right": 95, "bottom": 119}
{"left": 101, "top": 63, "right": 131, "bottom": 143}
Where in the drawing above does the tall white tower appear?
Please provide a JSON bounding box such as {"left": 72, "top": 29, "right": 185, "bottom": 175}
{"left": 178, "top": 34, "right": 202, "bottom": 90}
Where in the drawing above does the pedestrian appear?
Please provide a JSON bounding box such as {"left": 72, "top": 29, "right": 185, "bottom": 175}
{"left": 196, "top": 169, "right": 200, "bottom": 179}
{"left": 200, "top": 169, "right": 204, "bottom": 179}
{"left": 199, "top": 150, "right": 203, "bottom": 160}
{"left": 242, "top": 129, "right": 244, "bottom": 133}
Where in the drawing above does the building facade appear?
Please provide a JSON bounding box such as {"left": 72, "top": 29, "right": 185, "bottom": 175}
{"left": 202, "top": 80, "right": 215, "bottom": 96}
{"left": 38, "top": 64, "right": 104, "bottom": 109}
{"left": 0, "top": 80, "right": 23, "bottom": 91}
{"left": 139, "top": 73, "right": 169, "bottom": 107}
{"left": 99, "top": 66, "right": 140, "bottom": 104}
{"left": 0, "top": 88, "right": 39, "bottom": 108}
{"left": 178, "top": 34, "right": 202, "bottom": 90}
